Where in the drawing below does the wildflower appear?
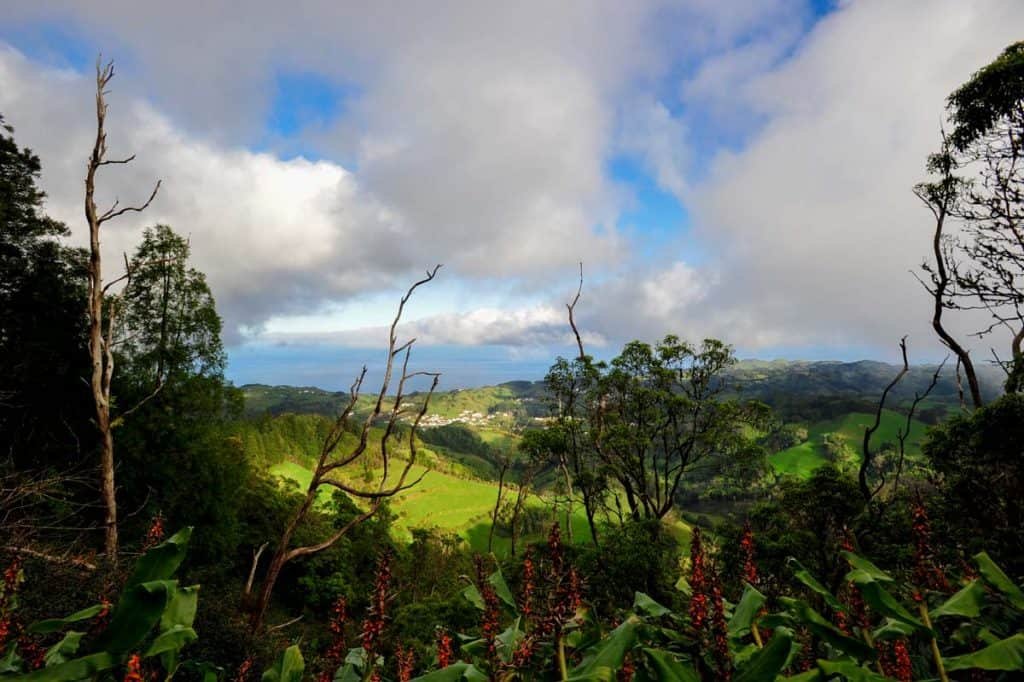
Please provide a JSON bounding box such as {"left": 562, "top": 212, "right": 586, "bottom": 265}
{"left": 475, "top": 556, "right": 501, "bottom": 661}
{"left": 911, "top": 501, "right": 950, "bottom": 599}
{"left": 144, "top": 512, "right": 165, "bottom": 549}
{"left": 435, "top": 627, "right": 454, "bottom": 668}
{"left": 361, "top": 551, "right": 393, "bottom": 658}
{"left": 740, "top": 520, "right": 758, "bottom": 586}
{"left": 395, "top": 645, "right": 415, "bottom": 682}
{"left": 519, "top": 550, "right": 536, "bottom": 621}
{"left": 322, "top": 596, "right": 349, "bottom": 680}
{"left": 17, "top": 636, "right": 44, "bottom": 670}
{"left": 709, "top": 564, "right": 732, "bottom": 681}
{"left": 547, "top": 523, "right": 564, "bottom": 576}
{"left": 688, "top": 527, "right": 708, "bottom": 631}
{"left": 892, "top": 639, "right": 912, "bottom": 682}
{"left": 511, "top": 635, "right": 537, "bottom": 669}
{"left": 124, "top": 654, "right": 144, "bottom": 682}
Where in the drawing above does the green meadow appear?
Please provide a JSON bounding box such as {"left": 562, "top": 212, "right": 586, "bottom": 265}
{"left": 770, "top": 409, "right": 929, "bottom": 478}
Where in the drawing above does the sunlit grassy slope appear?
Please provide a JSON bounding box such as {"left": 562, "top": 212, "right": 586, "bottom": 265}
{"left": 770, "top": 409, "right": 929, "bottom": 478}
{"left": 269, "top": 458, "right": 594, "bottom": 553}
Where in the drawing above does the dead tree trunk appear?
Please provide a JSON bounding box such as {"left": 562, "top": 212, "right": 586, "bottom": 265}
{"left": 84, "top": 59, "right": 160, "bottom": 560}
{"left": 249, "top": 267, "right": 442, "bottom": 630}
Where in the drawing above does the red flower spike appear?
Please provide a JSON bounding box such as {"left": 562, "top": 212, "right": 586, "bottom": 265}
{"left": 144, "top": 513, "right": 165, "bottom": 549}
{"left": 124, "top": 654, "right": 144, "bottom": 682}
{"left": 396, "top": 645, "right": 415, "bottom": 682}
{"left": 740, "top": 520, "right": 758, "bottom": 586}
{"left": 361, "top": 551, "right": 393, "bottom": 659}
{"left": 436, "top": 628, "right": 454, "bottom": 668}
{"left": 911, "top": 501, "right": 951, "bottom": 596}
{"left": 688, "top": 527, "right": 708, "bottom": 631}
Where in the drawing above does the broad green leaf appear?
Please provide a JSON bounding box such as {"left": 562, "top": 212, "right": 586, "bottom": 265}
{"left": 19, "top": 652, "right": 118, "bottom": 681}
{"left": 729, "top": 583, "right": 767, "bottom": 639}
{"left": 871, "top": 618, "right": 916, "bottom": 641}
{"left": 496, "top": 617, "right": 523, "bottom": 657}
{"left": 488, "top": 569, "right": 517, "bottom": 610}
{"left": 28, "top": 604, "right": 106, "bottom": 634}
{"left": 840, "top": 552, "right": 893, "bottom": 583}
{"left": 640, "top": 648, "right": 699, "bottom": 682}
{"left": 144, "top": 626, "right": 198, "bottom": 657}
{"left": 944, "top": 633, "right": 1024, "bottom": 672}
{"left": 816, "top": 659, "right": 890, "bottom": 681}
{"left": 462, "top": 583, "right": 484, "bottom": 611}
{"left": 93, "top": 580, "right": 175, "bottom": 654}
{"left": 125, "top": 527, "right": 192, "bottom": 589}
{"left": 262, "top": 645, "right": 304, "bottom": 682}
{"left": 974, "top": 551, "right": 1024, "bottom": 610}
{"left": 410, "top": 662, "right": 488, "bottom": 681}
{"left": 932, "top": 579, "right": 985, "bottom": 620}
{"left": 633, "top": 592, "right": 672, "bottom": 618}
{"left": 734, "top": 627, "right": 795, "bottom": 682}
{"left": 43, "top": 631, "right": 84, "bottom": 667}
{"left": 789, "top": 558, "right": 844, "bottom": 612}
{"left": 333, "top": 663, "right": 362, "bottom": 682}
{"left": 570, "top": 616, "right": 640, "bottom": 680}
{"left": 160, "top": 584, "right": 199, "bottom": 631}
{"left": 781, "top": 598, "right": 876, "bottom": 661}
{"left": 783, "top": 671, "right": 822, "bottom": 681}
{"left": 856, "top": 582, "right": 925, "bottom": 632}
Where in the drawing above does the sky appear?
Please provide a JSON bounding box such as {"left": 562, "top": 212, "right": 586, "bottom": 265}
{"left": 1, "top": 1, "right": 1022, "bottom": 388}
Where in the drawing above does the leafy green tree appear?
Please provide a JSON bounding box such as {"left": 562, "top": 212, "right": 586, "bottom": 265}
{"left": 118, "top": 225, "right": 225, "bottom": 390}
{"left": 112, "top": 224, "right": 246, "bottom": 563}
{"left": 0, "top": 114, "right": 92, "bottom": 474}
{"left": 924, "top": 393, "right": 1024, "bottom": 575}
{"left": 591, "top": 336, "right": 765, "bottom": 522}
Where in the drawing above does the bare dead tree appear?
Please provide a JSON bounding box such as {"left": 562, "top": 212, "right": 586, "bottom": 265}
{"left": 84, "top": 59, "right": 162, "bottom": 560}
{"left": 248, "top": 266, "right": 442, "bottom": 630}
{"left": 859, "top": 338, "right": 944, "bottom": 503}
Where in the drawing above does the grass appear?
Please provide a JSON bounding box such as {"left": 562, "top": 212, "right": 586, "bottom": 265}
{"left": 269, "top": 458, "right": 592, "bottom": 553}
{"left": 770, "top": 409, "right": 929, "bottom": 479}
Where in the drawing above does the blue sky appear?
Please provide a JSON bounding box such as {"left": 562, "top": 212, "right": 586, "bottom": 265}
{"left": 2, "top": 1, "right": 1019, "bottom": 388}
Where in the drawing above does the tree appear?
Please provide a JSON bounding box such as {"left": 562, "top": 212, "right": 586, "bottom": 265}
{"left": 923, "top": 392, "right": 1024, "bottom": 575}
{"left": 248, "top": 266, "right": 442, "bottom": 630}
{"left": 118, "top": 225, "right": 225, "bottom": 390}
{"left": 113, "top": 224, "right": 246, "bottom": 563}
{"left": 0, "top": 113, "right": 92, "bottom": 472}
{"left": 589, "top": 336, "right": 764, "bottom": 522}
{"left": 916, "top": 41, "right": 1024, "bottom": 403}
{"left": 83, "top": 59, "right": 161, "bottom": 559}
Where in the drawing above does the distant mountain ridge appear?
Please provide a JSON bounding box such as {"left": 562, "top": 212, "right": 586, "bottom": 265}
{"left": 239, "top": 358, "right": 1005, "bottom": 418}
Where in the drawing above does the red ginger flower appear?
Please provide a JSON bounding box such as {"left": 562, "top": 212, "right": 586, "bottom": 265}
{"left": 519, "top": 550, "right": 536, "bottom": 620}
{"left": 892, "top": 639, "right": 912, "bottom": 682}
{"left": 475, "top": 556, "right": 501, "bottom": 661}
{"left": 322, "top": 596, "right": 349, "bottom": 679}
{"left": 124, "top": 654, "right": 144, "bottom": 682}
{"left": 435, "top": 628, "right": 454, "bottom": 668}
{"left": 144, "top": 512, "right": 165, "bottom": 549}
{"left": 395, "top": 645, "right": 415, "bottom": 682}
{"left": 361, "top": 550, "right": 393, "bottom": 657}
{"left": 709, "top": 565, "right": 732, "bottom": 681}
{"left": 688, "top": 527, "right": 708, "bottom": 631}
{"left": 911, "top": 501, "right": 950, "bottom": 600}
{"left": 740, "top": 519, "right": 758, "bottom": 586}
